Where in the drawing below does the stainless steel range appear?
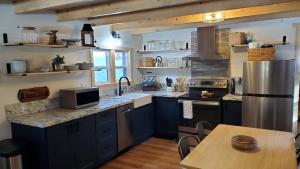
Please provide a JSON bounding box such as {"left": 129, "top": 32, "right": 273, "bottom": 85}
{"left": 178, "top": 78, "right": 228, "bottom": 143}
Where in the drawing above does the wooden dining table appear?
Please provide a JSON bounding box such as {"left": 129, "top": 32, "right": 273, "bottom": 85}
{"left": 180, "top": 124, "right": 297, "bottom": 169}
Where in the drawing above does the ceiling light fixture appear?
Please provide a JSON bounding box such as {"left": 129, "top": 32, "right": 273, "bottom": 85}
{"left": 203, "top": 11, "right": 225, "bottom": 23}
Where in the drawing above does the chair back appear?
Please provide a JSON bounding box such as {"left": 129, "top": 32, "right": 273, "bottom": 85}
{"left": 196, "top": 121, "right": 213, "bottom": 141}
{"left": 295, "top": 133, "right": 300, "bottom": 165}
{"left": 178, "top": 135, "right": 200, "bottom": 160}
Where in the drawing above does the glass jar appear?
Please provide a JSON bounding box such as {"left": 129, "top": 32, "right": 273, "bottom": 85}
{"left": 22, "top": 27, "right": 38, "bottom": 44}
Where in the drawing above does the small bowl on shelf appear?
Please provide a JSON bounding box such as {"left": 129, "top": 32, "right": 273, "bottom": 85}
{"left": 39, "top": 66, "right": 50, "bottom": 72}
{"left": 62, "top": 39, "right": 81, "bottom": 46}
{"left": 231, "top": 135, "right": 257, "bottom": 150}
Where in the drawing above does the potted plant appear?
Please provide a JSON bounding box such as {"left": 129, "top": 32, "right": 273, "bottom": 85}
{"left": 52, "top": 55, "right": 65, "bottom": 71}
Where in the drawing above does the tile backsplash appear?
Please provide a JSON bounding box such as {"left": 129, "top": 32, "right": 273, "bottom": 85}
{"left": 191, "top": 60, "right": 230, "bottom": 77}
{"left": 99, "top": 84, "right": 142, "bottom": 98}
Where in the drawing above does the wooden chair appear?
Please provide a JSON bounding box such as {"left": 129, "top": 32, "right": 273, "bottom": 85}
{"left": 178, "top": 135, "right": 200, "bottom": 160}
{"left": 295, "top": 133, "right": 300, "bottom": 165}
{"left": 196, "top": 121, "right": 213, "bottom": 141}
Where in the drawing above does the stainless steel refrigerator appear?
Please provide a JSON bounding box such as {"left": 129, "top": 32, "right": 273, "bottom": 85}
{"left": 242, "top": 60, "right": 298, "bottom": 133}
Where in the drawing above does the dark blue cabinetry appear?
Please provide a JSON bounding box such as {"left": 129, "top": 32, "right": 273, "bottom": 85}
{"left": 11, "top": 97, "right": 182, "bottom": 168}
{"left": 48, "top": 116, "right": 96, "bottom": 169}
{"left": 222, "top": 100, "right": 242, "bottom": 126}
{"left": 11, "top": 109, "right": 118, "bottom": 169}
{"left": 153, "top": 97, "right": 179, "bottom": 138}
{"left": 133, "top": 104, "right": 154, "bottom": 144}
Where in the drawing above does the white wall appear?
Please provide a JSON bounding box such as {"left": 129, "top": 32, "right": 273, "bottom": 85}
{"left": 141, "top": 17, "right": 300, "bottom": 79}
{"left": 221, "top": 17, "right": 300, "bottom": 77}
{"left": 295, "top": 24, "right": 300, "bottom": 81}
{"left": 93, "top": 27, "right": 142, "bottom": 83}
{"left": 141, "top": 29, "right": 194, "bottom": 84}
{"left": 0, "top": 1, "right": 141, "bottom": 140}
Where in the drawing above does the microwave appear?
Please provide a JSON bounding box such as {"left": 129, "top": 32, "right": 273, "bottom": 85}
{"left": 60, "top": 87, "right": 100, "bottom": 109}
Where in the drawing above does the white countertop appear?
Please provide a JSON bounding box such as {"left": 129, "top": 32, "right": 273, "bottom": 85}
{"left": 222, "top": 94, "right": 242, "bottom": 101}
{"left": 7, "top": 91, "right": 186, "bottom": 128}
{"left": 8, "top": 98, "right": 133, "bottom": 128}
{"left": 139, "top": 91, "right": 187, "bottom": 98}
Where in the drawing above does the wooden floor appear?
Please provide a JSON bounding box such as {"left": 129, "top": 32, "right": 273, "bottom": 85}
{"left": 100, "top": 137, "right": 181, "bottom": 169}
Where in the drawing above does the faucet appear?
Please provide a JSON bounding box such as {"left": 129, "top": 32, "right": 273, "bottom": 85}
{"left": 119, "top": 76, "right": 131, "bottom": 96}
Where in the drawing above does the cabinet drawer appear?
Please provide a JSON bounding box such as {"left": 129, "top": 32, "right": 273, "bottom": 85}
{"left": 96, "top": 120, "right": 116, "bottom": 137}
{"left": 96, "top": 109, "right": 116, "bottom": 128}
{"left": 96, "top": 135, "right": 117, "bottom": 163}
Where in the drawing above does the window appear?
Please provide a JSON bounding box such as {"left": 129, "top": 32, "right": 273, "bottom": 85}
{"left": 93, "top": 50, "right": 110, "bottom": 83}
{"left": 115, "top": 50, "right": 129, "bottom": 80}
{"left": 92, "top": 49, "right": 131, "bottom": 85}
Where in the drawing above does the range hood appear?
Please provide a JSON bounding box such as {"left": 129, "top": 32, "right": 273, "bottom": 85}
{"left": 185, "top": 26, "right": 229, "bottom": 60}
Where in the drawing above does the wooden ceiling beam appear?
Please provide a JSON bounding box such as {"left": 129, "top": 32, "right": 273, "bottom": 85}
{"left": 14, "top": 0, "right": 109, "bottom": 13}
{"left": 112, "top": 1, "right": 300, "bottom": 31}
{"left": 128, "top": 10, "right": 300, "bottom": 34}
{"left": 88, "top": 0, "right": 295, "bottom": 26}
{"left": 57, "top": 0, "right": 208, "bottom": 21}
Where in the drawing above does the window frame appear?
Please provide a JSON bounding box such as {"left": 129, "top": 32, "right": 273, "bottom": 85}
{"left": 92, "top": 49, "right": 111, "bottom": 84}
{"left": 91, "top": 47, "right": 132, "bottom": 88}
{"left": 114, "top": 50, "right": 131, "bottom": 81}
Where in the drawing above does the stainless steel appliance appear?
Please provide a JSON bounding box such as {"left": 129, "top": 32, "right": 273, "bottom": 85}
{"left": 242, "top": 60, "right": 298, "bottom": 133}
{"left": 184, "top": 26, "right": 229, "bottom": 60}
{"left": 178, "top": 78, "right": 228, "bottom": 144}
{"left": 117, "top": 103, "right": 134, "bottom": 152}
{"left": 60, "top": 87, "right": 99, "bottom": 109}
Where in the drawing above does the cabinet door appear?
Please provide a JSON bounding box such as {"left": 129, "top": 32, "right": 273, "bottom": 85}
{"left": 72, "top": 116, "right": 97, "bottom": 169}
{"left": 47, "top": 121, "right": 74, "bottom": 169}
{"left": 154, "top": 97, "right": 179, "bottom": 138}
{"left": 222, "top": 101, "right": 242, "bottom": 126}
{"left": 133, "top": 104, "right": 154, "bottom": 144}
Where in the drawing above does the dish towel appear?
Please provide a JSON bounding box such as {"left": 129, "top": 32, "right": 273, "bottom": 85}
{"left": 183, "top": 100, "right": 193, "bottom": 119}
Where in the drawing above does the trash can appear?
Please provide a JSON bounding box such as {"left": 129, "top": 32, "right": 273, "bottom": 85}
{"left": 0, "top": 139, "right": 22, "bottom": 169}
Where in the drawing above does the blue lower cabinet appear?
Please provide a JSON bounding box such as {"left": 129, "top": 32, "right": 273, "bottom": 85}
{"left": 133, "top": 104, "right": 154, "bottom": 144}
{"left": 153, "top": 97, "right": 179, "bottom": 138}
{"left": 49, "top": 116, "right": 97, "bottom": 169}
{"left": 11, "top": 109, "right": 118, "bottom": 169}
{"left": 222, "top": 100, "right": 242, "bottom": 126}
{"left": 12, "top": 115, "right": 97, "bottom": 169}
{"left": 95, "top": 109, "right": 118, "bottom": 165}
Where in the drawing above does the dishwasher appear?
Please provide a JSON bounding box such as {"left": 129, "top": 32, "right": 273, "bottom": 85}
{"left": 117, "top": 103, "right": 134, "bottom": 152}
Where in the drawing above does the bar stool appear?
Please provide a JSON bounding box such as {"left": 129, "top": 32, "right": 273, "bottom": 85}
{"left": 0, "top": 139, "right": 22, "bottom": 169}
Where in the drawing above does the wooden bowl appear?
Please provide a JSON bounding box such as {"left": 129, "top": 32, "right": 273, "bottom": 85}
{"left": 231, "top": 135, "right": 257, "bottom": 150}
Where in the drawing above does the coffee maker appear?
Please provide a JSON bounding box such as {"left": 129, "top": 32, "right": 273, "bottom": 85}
{"left": 230, "top": 77, "right": 242, "bottom": 95}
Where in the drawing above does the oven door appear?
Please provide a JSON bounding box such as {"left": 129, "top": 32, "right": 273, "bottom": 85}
{"left": 178, "top": 99, "right": 221, "bottom": 129}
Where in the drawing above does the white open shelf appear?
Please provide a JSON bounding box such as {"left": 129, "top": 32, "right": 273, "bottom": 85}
{"left": 137, "top": 49, "right": 190, "bottom": 54}
{"left": 3, "top": 43, "right": 95, "bottom": 49}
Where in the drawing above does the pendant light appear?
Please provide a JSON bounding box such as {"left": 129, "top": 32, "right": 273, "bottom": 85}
{"left": 203, "top": 11, "right": 225, "bottom": 23}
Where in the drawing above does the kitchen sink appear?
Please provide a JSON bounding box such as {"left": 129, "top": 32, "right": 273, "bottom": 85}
{"left": 112, "top": 93, "right": 152, "bottom": 108}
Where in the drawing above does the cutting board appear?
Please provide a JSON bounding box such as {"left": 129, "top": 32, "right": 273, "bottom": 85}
{"left": 18, "top": 86, "right": 50, "bottom": 102}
